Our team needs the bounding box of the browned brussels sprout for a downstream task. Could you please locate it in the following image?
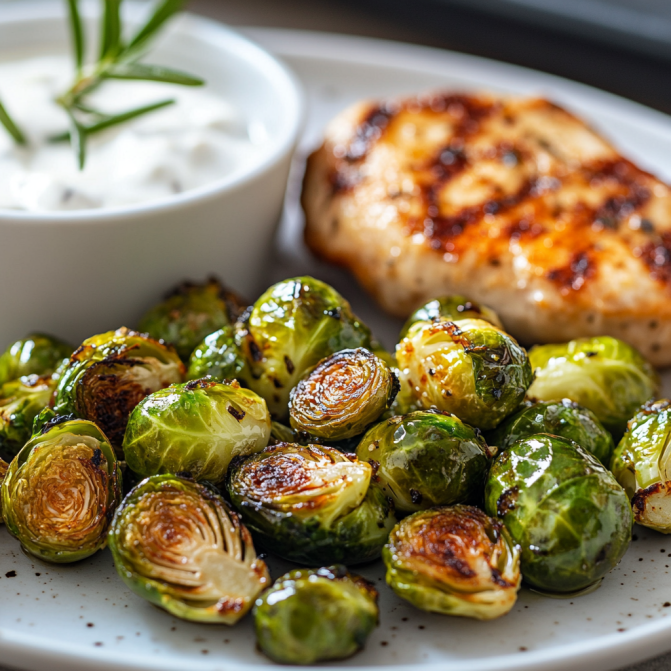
[289,348,398,441]
[1,418,121,562]
[0,333,72,386]
[109,474,269,623]
[53,328,185,452]
[383,506,521,619]
[138,277,246,361]
[0,456,7,523]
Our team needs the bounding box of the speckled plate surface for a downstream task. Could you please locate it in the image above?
[3,25,671,671]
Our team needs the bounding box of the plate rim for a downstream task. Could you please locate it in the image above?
[3,24,671,671]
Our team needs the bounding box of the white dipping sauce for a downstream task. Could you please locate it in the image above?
[0,55,269,211]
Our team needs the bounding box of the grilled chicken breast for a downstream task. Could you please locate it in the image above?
[302,92,671,367]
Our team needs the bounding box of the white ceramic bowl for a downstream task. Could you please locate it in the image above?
[0,2,303,347]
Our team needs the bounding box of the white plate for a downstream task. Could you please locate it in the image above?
[3,26,671,671]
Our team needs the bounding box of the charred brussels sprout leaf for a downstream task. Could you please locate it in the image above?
[109,474,269,623]
[0,374,57,460]
[187,326,248,382]
[356,411,491,513]
[54,327,185,451]
[0,333,72,386]
[397,318,532,430]
[611,399,671,533]
[527,336,659,438]
[228,443,396,565]
[485,434,632,594]
[123,378,271,483]
[400,296,503,340]
[289,348,398,441]
[0,456,7,523]
[138,277,246,361]
[488,399,614,465]
[254,565,378,664]
[238,277,373,419]
[1,419,121,562]
[383,505,520,619]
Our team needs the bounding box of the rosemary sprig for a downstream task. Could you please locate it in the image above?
[0,0,204,168]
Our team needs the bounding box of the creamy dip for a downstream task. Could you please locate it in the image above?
[0,55,269,212]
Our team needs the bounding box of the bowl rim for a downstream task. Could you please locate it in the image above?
[0,1,305,224]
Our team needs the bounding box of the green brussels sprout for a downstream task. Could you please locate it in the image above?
[485,434,632,594]
[0,374,57,460]
[289,348,398,441]
[0,333,72,386]
[400,296,503,340]
[396,318,532,430]
[488,399,614,465]
[109,473,270,623]
[123,378,271,483]
[187,326,248,382]
[138,277,246,361]
[1,418,121,563]
[383,505,520,619]
[254,565,378,664]
[54,327,185,451]
[0,456,7,523]
[238,277,373,420]
[356,412,492,514]
[270,420,296,445]
[527,336,659,438]
[228,443,396,565]
[611,399,671,533]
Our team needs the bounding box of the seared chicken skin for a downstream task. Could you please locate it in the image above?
[302,93,671,367]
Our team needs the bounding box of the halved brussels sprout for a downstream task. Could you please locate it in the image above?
[383,505,520,620]
[399,296,503,340]
[485,434,632,594]
[396,318,532,430]
[0,456,7,523]
[138,277,245,361]
[54,327,185,451]
[488,399,614,465]
[1,418,121,563]
[289,348,398,441]
[109,474,269,623]
[228,443,396,565]
[356,411,491,513]
[527,336,659,438]
[611,399,671,533]
[0,374,57,460]
[123,378,271,483]
[254,565,378,664]
[238,277,373,419]
[187,326,248,382]
[0,333,72,386]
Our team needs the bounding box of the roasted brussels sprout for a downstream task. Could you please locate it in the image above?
[254,565,378,664]
[124,378,271,483]
[138,277,245,361]
[396,318,532,430]
[0,333,72,386]
[54,327,185,450]
[527,336,659,438]
[289,348,398,441]
[0,374,57,460]
[1,418,121,563]
[485,434,632,594]
[383,505,520,619]
[399,296,503,340]
[488,399,614,465]
[270,420,296,445]
[238,277,373,419]
[228,443,396,565]
[611,399,671,533]
[356,412,491,514]
[0,456,7,523]
[187,326,248,382]
[109,473,269,623]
